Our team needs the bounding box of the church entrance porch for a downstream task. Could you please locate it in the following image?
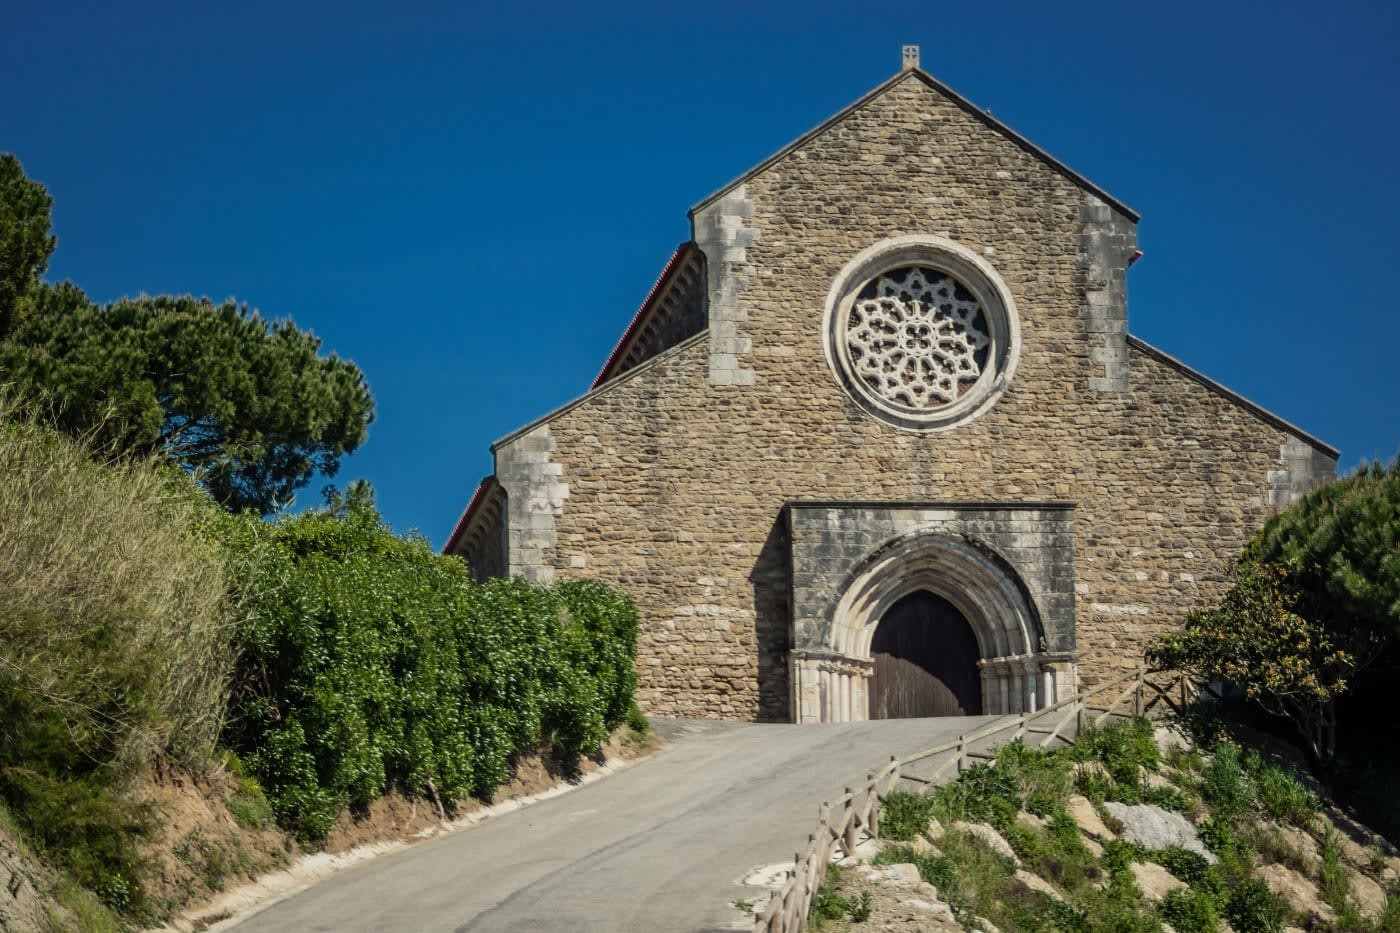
[870,590,982,718]
[784,502,1080,724]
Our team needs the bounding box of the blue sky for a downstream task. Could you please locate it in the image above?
[5,0,1397,545]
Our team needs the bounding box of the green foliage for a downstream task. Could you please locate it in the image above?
[0,400,239,914]
[879,791,938,841]
[810,883,870,925]
[1143,784,1192,812]
[1223,878,1289,933]
[1254,762,1317,825]
[1197,815,1236,857]
[1067,719,1160,804]
[1150,562,1353,762]
[1158,887,1219,933]
[0,154,55,336]
[996,741,1075,814]
[1318,828,1352,911]
[1151,847,1213,886]
[1249,458,1400,648]
[625,701,650,738]
[1153,459,1400,764]
[223,498,640,843]
[1,285,374,514]
[1072,720,1160,780]
[932,762,1022,826]
[1199,743,1257,820]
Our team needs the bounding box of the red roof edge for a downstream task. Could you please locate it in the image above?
[442,475,498,555]
[592,242,696,388]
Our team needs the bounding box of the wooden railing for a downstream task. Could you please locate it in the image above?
[752,667,1201,933]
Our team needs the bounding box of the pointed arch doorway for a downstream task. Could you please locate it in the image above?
[870,590,982,718]
[786,504,1079,725]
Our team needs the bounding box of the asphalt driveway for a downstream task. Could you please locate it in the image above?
[226,715,1000,933]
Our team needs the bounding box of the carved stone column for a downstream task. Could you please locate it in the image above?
[790,650,874,723]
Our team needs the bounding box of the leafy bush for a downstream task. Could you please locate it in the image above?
[880,791,938,841]
[1254,763,1317,825]
[1223,877,1289,933]
[1069,719,1160,790]
[222,497,640,842]
[996,741,1074,814]
[1152,847,1213,886]
[810,882,870,926]
[1200,743,1257,819]
[1159,887,1219,933]
[933,762,1021,826]
[1143,784,1192,812]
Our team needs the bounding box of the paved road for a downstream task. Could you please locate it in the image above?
[228,715,1000,933]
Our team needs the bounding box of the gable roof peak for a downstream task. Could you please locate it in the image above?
[690,62,1139,223]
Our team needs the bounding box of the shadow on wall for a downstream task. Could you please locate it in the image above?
[750,515,792,722]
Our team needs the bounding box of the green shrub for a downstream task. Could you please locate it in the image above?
[1197,816,1235,856]
[223,499,640,843]
[880,791,937,841]
[1254,763,1317,825]
[1159,887,1219,933]
[933,762,1021,825]
[1200,743,1256,819]
[1152,847,1213,886]
[1223,878,1289,933]
[1143,784,1193,812]
[996,740,1075,811]
[1318,828,1352,911]
[1072,720,1160,777]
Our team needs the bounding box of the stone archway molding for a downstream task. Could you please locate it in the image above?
[792,529,1075,723]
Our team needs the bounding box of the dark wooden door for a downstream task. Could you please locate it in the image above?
[870,590,982,718]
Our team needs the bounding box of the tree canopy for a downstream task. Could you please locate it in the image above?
[2,286,374,514]
[1247,457,1400,652]
[0,154,56,337]
[1149,457,1400,763]
[0,153,374,514]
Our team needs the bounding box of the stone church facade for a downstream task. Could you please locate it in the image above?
[446,52,1336,723]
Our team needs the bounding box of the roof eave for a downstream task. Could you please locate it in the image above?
[442,475,498,555]
[1127,335,1339,458]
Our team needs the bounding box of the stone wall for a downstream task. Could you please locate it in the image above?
[481,72,1335,720]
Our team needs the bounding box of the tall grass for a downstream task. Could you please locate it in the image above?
[0,396,237,910]
[0,398,234,766]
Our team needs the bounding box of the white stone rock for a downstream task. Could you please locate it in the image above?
[1257,863,1335,921]
[1015,869,1064,901]
[1349,869,1387,919]
[1129,861,1186,903]
[857,862,921,887]
[1103,802,1216,863]
[1154,725,1191,756]
[834,837,881,863]
[909,834,942,856]
[902,897,957,922]
[1066,795,1114,839]
[1016,811,1048,832]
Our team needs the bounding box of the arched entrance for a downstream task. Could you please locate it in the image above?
[870,590,982,718]
[790,527,1078,723]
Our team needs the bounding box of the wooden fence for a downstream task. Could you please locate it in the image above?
[752,666,1204,933]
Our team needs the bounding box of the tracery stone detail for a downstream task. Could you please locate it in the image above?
[823,235,1021,433]
[844,266,991,410]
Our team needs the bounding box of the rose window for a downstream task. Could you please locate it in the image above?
[823,236,1020,432]
[843,266,991,411]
